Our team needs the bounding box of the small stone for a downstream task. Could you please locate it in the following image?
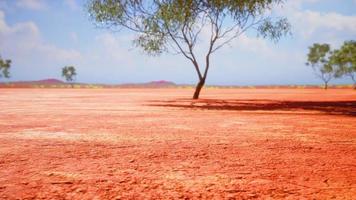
[247,193,258,198]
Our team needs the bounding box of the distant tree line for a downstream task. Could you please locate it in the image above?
[306,40,356,89]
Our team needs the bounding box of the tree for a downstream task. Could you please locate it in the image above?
[0,54,11,80]
[306,43,334,90]
[62,66,77,87]
[331,40,356,89]
[87,0,291,99]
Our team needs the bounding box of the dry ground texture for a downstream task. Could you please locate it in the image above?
[0,88,355,199]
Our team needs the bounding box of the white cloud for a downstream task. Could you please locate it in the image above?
[284,0,320,9]
[94,33,134,64]
[233,33,270,55]
[0,10,82,75]
[16,0,47,10]
[292,11,356,40]
[226,32,301,65]
[277,0,356,43]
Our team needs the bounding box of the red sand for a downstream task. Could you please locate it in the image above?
[0,88,355,199]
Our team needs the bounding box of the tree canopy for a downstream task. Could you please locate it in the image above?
[306,43,334,89]
[0,54,11,79]
[331,40,356,88]
[62,66,77,83]
[88,0,290,98]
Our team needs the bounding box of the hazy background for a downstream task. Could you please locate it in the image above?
[0,0,356,85]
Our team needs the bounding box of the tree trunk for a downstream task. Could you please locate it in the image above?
[324,82,328,90]
[351,76,356,90]
[193,79,205,99]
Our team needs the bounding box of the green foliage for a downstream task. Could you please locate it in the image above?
[88,0,290,55]
[306,43,334,89]
[0,54,11,79]
[62,66,77,83]
[306,43,331,67]
[258,18,291,43]
[330,40,356,87]
[87,0,124,26]
[87,0,290,98]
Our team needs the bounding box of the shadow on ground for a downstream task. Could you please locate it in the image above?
[146,99,356,116]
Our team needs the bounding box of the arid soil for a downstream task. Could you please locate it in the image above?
[0,88,355,199]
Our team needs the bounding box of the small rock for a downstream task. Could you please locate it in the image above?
[247,193,258,198]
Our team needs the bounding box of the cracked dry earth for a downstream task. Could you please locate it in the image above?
[0,88,355,199]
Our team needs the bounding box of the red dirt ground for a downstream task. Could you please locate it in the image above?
[0,88,355,199]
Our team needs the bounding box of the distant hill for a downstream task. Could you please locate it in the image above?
[148,80,176,86]
[120,80,176,88]
[36,79,64,84]
[21,79,65,84]
[128,80,176,88]
[0,79,66,88]
[1,78,64,85]
[0,79,177,88]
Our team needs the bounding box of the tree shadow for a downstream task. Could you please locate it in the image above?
[146,99,356,116]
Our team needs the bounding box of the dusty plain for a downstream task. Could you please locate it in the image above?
[0,88,355,199]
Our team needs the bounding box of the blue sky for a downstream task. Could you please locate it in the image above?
[0,0,355,85]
